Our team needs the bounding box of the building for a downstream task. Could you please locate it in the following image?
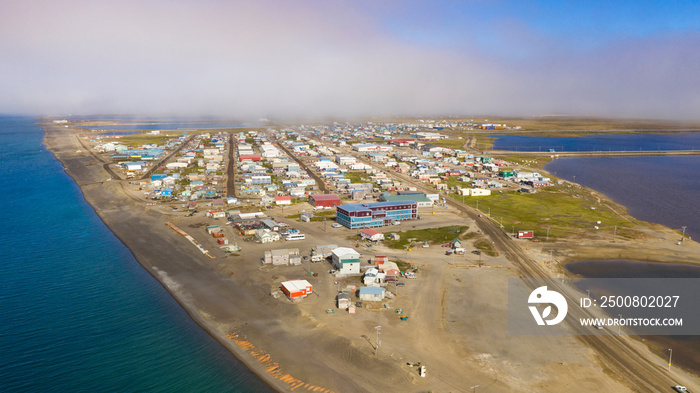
[275,196,292,205]
[363,267,386,286]
[309,194,342,208]
[331,247,361,275]
[255,228,280,243]
[518,230,534,239]
[469,188,492,196]
[264,248,301,265]
[352,143,392,152]
[376,260,400,277]
[379,192,433,208]
[249,175,272,185]
[360,228,385,242]
[281,280,313,300]
[262,219,280,231]
[337,292,352,309]
[359,286,385,301]
[239,154,262,161]
[336,201,417,229]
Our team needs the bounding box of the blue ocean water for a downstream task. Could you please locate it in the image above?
[490,133,700,152]
[0,117,272,392]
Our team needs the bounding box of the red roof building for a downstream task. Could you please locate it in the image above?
[360,228,384,242]
[309,193,342,208]
[239,154,261,161]
[389,138,415,146]
[275,196,292,205]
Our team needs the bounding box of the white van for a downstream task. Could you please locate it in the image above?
[285,233,306,241]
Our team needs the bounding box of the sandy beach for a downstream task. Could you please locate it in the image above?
[43,122,700,393]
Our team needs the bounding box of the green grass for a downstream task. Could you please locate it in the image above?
[464,117,700,131]
[499,156,553,170]
[443,176,471,189]
[450,188,639,241]
[384,225,468,249]
[314,210,337,217]
[343,171,371,183]
[473,239,498,257]
[109,132,182,147]
[429,139,467,149]
[473,135,496,150]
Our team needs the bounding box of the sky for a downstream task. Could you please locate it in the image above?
[1,0,700,120]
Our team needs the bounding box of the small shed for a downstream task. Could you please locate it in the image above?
[518,230,534,239]
[337,292,352,309]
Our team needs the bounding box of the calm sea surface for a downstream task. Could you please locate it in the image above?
[0,117,272,392]
[491,133,700,152]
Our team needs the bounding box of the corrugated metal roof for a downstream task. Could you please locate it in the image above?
[359,287,385,295]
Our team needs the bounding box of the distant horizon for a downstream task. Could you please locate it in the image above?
[29,113,700,127]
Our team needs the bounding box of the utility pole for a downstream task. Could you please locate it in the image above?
[681,226,687,243]
[471,385,479,393]
[476,199,479,211]
[668,348,672,371]
[613,225,617,243]
[546,225,550,241]
[375,326,381,356]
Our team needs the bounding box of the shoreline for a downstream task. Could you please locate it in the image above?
[42,121,700,392]
[41,124,297,393]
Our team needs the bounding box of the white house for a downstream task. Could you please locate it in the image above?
[331,247,361,275]
[256,229,280,243]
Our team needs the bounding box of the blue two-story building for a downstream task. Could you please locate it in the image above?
[336,201,417,229]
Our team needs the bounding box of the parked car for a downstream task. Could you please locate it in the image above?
[331,223,342,228]
[472,250,482,255]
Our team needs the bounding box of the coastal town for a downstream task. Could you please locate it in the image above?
[43,117,700,393]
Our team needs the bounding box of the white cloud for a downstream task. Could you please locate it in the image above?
[1,0,699,120]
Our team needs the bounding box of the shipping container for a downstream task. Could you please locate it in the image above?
[518,230,534,239]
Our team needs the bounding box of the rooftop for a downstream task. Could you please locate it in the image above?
[310,193,341,201]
